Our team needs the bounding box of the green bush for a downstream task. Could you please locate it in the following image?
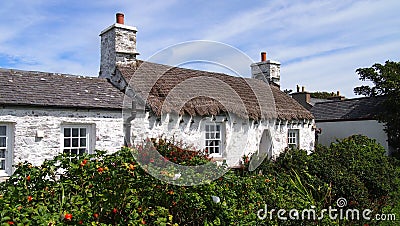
[0,135,398,225]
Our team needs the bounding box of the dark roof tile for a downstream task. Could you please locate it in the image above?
[0,68,124,109]
[311,96,386,121]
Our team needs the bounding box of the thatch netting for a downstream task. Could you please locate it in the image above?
[118,61,313,120]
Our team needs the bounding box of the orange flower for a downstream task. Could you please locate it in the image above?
[167,190,174,195]
[26,175,31,181]
[64,213,73,221]
[97,167,103,173]
[80,159,88,167]
[27,196,33,202]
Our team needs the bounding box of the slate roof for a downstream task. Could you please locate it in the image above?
[0,68,124,110]
[117,61,314,120]
[311,96,386,122]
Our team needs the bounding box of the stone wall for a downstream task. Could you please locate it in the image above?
[0,106,123,178]
[99,23,138,79]
[130,112,315,167]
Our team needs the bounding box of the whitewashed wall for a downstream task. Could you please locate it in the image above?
[131,112,315,166]
[316,120,389,151]
[0,107,123,172]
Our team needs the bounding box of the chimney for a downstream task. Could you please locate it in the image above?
[99,13,139,79]
[291,85,311,110]
[250,51,281,87]
[261,52,267,62]
[116,13,124,24]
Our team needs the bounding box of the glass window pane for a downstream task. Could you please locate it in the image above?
[79,149,86,155]
[63,149,70,154]
[205,125,209,131]
[0,137,6,147]
[0,150,5,158]
[209,147,214,154]
[216,125,220,131]
[72,128,79,137]
[210,133,215,139]
[0,160,4,170]
[80,128,86,136]
[64,139,71,147]
[64,128,71,137]
[71,149,78,155]
[206,133,209,139]
[0,126,6,136]
[215,147,220,154]
[72,138,79,147]
[80,138,86,147]
[216,132,220,139]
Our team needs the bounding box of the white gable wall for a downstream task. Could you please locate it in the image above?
[316,120,389,151]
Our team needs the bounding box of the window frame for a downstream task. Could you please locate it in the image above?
[287,129,299,149]
[204,122,224,157]
[61,124,94,157]
[0,123,14,176]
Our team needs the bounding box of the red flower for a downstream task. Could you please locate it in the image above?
[97,167,103,173]
[64,213,73,221]
[7,222,14,225]
[149,158,155,163]
[27,196,33,202]
[80,159,88,167]
[78,220,83,225]
[93,213,99,218]
[112,208,118,214]
[26,175,31,181]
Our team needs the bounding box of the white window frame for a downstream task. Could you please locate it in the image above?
[204,122,224,157]
[61,124,94,157]
[288,129,299,149]
[0,123,14,176]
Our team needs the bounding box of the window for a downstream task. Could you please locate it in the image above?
[205,123,223,156]
[0,124,13,176]
[62,125,92,156]
[288,129,299,148]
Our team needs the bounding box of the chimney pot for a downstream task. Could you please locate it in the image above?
[261,52,267,62]
[302,86,305,92]
[116,13,124,24]
[296,85,300,93]
[337,91,340,96]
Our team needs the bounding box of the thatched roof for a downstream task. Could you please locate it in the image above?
[118,61,313,120]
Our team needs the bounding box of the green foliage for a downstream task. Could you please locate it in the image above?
[0,136,399,225]
[310,91,339,99]
[354,60,400,157]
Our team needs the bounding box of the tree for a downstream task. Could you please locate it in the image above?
[354,60,400,157]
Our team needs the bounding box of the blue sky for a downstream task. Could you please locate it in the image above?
[1,0,399,97]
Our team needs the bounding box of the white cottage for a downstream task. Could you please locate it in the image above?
[0,13,315,180]
[98,13,315,166]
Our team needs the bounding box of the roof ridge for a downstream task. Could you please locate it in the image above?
[313,95,386,105]
[0,67,102,81]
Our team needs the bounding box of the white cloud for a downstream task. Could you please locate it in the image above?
[0,0,399,98]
